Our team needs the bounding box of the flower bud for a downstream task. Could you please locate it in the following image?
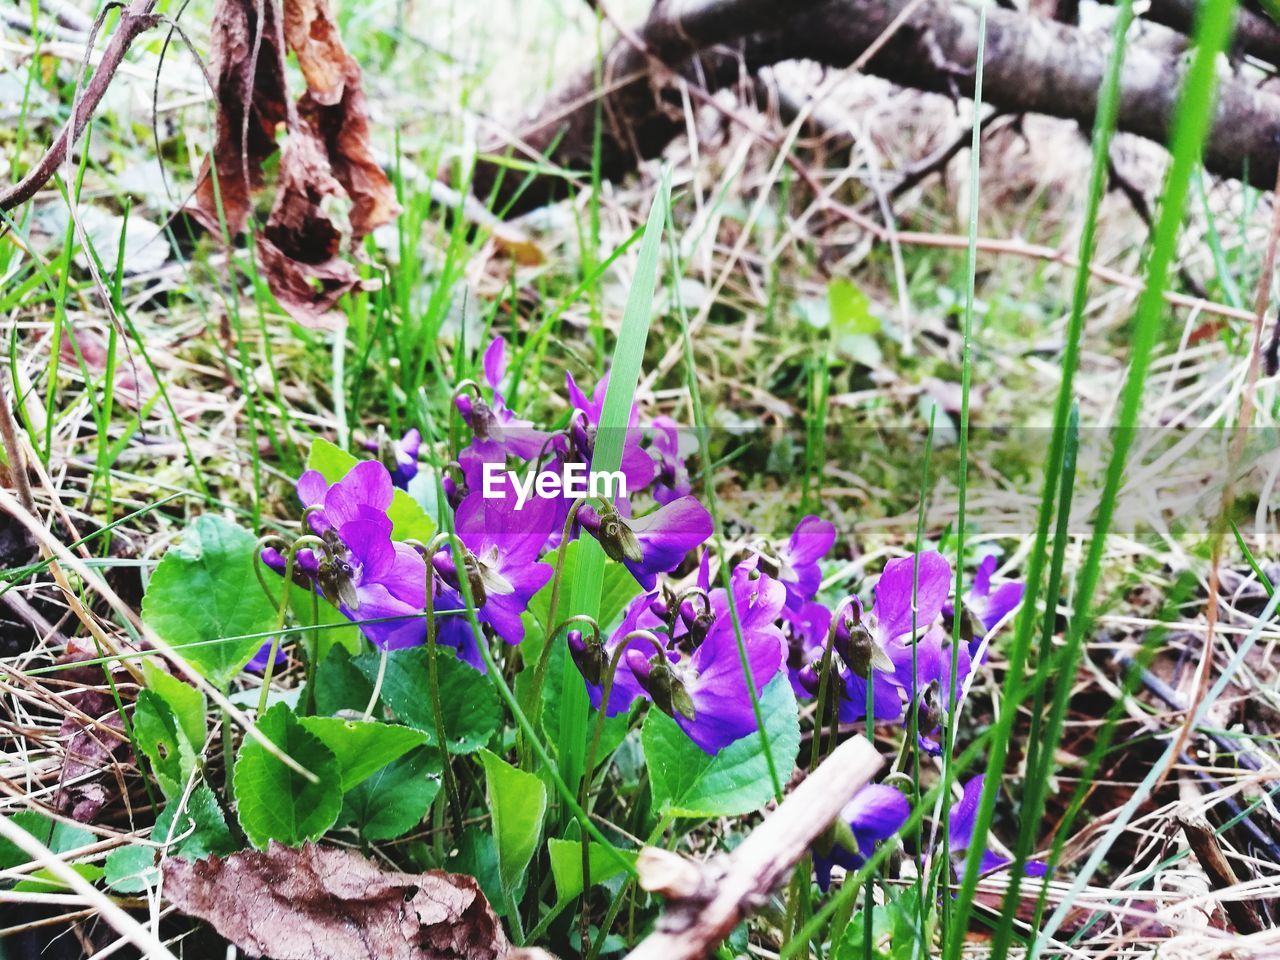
[627,649,696,721]
[567,629,607,688]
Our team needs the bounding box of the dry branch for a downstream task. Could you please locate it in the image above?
[624,734,883,960]
[473,0,1280,216]
[0,0,161,212]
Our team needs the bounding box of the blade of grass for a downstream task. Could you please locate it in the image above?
[557,169,670,803]
[939,9,986,955]
[988,3,1135,949]
[951,3,1241,956]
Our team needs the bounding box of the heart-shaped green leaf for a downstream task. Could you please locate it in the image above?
[642,674,799,818]
[233,703,343,848]
[354,648,499,755]
[339,747,442,841]
[142,514,278,687]
[296,716,427,790]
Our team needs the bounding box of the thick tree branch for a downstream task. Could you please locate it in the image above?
[623,735,883,960]
[474,0,1280,217]
[0,0,161,212]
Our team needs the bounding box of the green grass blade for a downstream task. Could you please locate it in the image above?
[557,169,670,801]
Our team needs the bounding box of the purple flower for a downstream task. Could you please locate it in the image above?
[431,487,555,648]
[566,371,655,492]
[949,776,1048,877]
[647,416,692,505]
[782,600,831,698]
[456,337,551,463]
[812,784,910,890]
[272,461,428,650]
[775,516,836,609]
[570,591,667,716]
[887,624,972,755]
[578,496,713,591]
[627,567,786,754]
[245,640,287,674]
[961,555,1025,658]
[364,428,421,490]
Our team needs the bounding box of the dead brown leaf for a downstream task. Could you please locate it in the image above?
[287,0,398,237]
[190,0,288,237]
[163,843,509,960]
[192,0,397,327]
[256,123,362,329]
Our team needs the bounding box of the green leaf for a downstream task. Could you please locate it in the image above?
[339,747,442,841]
[15,864,104,893]
[233,702,343,848]
[312,646,374,716]
[833,904,895,960]
[141,514,278,686]
[526,540,639,635]
[307,439,434,543]
[140,662,207,751]
[547,838,635,904]
[105,783,235,893]
[479,749,547,903]
[289,582,360,664]
[296,716,427,790]
[132,689,196,798]
[354,648,499,755]
[828,278,880,335]
[0,812,93,872]
[642,675,800,818]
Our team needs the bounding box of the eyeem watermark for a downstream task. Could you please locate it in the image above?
[482,462,627,510]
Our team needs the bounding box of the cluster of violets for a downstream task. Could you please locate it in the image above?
[257,335,1041,887]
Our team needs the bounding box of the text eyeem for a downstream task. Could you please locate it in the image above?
[482,461,627,510]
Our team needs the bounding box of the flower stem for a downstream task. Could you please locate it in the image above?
[524,497,586,730]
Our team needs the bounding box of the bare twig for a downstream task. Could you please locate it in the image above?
[1178,812,1266,934]
[625,735,883,960]
[0,0,161,212]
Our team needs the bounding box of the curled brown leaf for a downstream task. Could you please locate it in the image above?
[163,842,509,960]
[190,0,288,237]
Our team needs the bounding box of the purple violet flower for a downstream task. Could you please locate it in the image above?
[364,428,421,490]
[570,591,668,717]
[812,784,910,891]
[431,486,555,648]
[949,775,1048,877]
[456,337,551,463]
[961,555,1025,659]
[782,600,832,698]
[566,371,656,492]
[647,416,692,505]
[268,460,428,651]
[627,566,786,755]
[887,624,973,755]
[578,496,714,591]
[775,515,836,609]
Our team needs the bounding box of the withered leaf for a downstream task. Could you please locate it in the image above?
[163,842,509,960]
[287,0,398,237]
[54,640,136,823]
[190,0,288,238]
[256,121,362,329]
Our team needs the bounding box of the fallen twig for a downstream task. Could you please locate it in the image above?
[625,734,883,960]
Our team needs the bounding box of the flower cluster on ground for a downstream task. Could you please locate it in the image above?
[245,335,1043,891]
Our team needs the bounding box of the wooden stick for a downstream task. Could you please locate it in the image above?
[626,734,883,960]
